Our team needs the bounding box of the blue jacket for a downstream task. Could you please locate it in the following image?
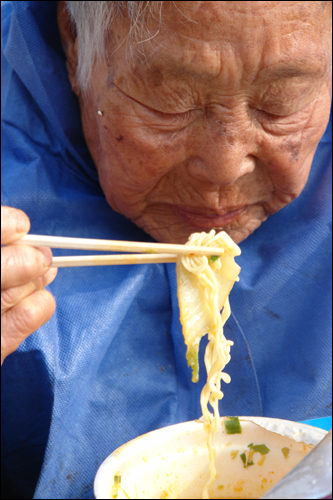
[1,2,332,498]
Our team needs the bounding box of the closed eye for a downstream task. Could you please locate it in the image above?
[258,109,293,120]
[116,85,195,118]
[139,101,199,121]
[138,101,201,130]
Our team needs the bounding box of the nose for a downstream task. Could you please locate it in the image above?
[187,117,256,185]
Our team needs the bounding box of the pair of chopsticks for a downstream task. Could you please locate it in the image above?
[13,234,223,268]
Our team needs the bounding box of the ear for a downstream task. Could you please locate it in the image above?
[57,1,80,95]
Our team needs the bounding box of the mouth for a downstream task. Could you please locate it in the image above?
[173,206,248,229]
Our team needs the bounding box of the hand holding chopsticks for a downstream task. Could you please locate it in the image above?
[13,234,224,267]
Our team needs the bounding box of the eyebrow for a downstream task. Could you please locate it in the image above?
[149,62,217,82]
[148,59,326,83]
[257,64,326,81]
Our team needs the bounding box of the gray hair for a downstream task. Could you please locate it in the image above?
[66,1,166,94]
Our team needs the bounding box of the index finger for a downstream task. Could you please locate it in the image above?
[1,206,31,245]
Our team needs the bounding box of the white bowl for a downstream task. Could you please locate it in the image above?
[94,417,327,499]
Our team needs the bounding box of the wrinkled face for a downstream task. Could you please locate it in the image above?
[60,1,332,243]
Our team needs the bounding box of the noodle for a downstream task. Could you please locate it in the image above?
[177,230,241,499]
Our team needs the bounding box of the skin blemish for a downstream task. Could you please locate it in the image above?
[116,135,124,141]
[148,66,164,88]
[282,138,301,161]
[107,73,115,87]
[215,122,227,137]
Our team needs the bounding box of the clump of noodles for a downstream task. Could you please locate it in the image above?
[177,230,241,499]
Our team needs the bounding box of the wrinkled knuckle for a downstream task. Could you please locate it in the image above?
[1,288,18,311]
[8,246,41,278]
[15,246,40,275]
[13,301,41,333]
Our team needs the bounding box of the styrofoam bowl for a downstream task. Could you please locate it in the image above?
[94,417,327,499]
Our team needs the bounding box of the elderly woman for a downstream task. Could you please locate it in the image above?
[1,1,332,498]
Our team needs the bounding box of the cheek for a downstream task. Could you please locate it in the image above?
[260,94,331,195]
[97,107,187,188]
[262,137,312,199]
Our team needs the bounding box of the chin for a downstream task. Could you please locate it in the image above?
[225,218,267,244]
[221,205,269,244]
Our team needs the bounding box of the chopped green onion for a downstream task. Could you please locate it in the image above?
[209,255,220,263]
[111,473,121,498]
[186,346,199,383]
[224,416,242,434]
[248,444,270,455]
[281,447,290,459]
[240,451,254,468]
[218,485,224,490]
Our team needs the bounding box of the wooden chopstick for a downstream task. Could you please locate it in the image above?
[14,234,224,257]
[51,254,178,267]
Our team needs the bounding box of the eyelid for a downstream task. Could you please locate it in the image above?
[259,110,292,119]
[144,104,197,118]
[256,92,315,118]
[118,86,195,118]
[258,104,311,120]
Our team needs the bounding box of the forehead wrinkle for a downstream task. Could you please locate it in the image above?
[145,38,223,83]
[161,3,329,64]
[246,15,331,85]
[114,2,331,102]
[140,28,328,91]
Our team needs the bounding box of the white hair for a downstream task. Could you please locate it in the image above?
[66,1,166,94]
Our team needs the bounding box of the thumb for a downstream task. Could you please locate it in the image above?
[1,206,31,245]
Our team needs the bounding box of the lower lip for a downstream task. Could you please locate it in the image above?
[174,206,247,229]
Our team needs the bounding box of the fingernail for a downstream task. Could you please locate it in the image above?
[12,210,30,233]
[38,247,53,267]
